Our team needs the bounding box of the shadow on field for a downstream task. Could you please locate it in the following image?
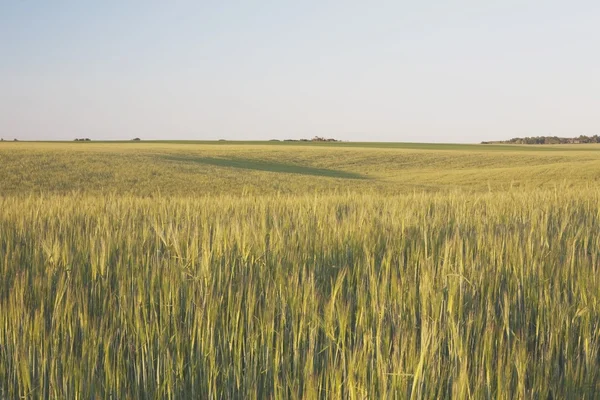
[161,155,367,180]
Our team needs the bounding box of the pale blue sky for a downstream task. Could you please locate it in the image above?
[1,1,599,142]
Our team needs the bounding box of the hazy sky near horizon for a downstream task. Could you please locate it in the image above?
[1,1,599,142]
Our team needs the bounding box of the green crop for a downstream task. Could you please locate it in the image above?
[1,142,599,398]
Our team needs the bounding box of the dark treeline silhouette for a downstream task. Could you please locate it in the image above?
[483,135,600,145]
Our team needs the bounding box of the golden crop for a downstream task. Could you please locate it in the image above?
[1,142,599,398]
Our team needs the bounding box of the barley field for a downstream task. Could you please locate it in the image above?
[1,142,600,398]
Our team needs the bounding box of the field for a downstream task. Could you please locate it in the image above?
[1,141,600,398]
[2,141,600,196]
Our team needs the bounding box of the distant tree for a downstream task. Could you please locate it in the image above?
[85,138,91,141]
[132,138,141,141]
[13,139,18,142]
[578,135,591,143]
[545,136,560,144]
[490,135,600,145]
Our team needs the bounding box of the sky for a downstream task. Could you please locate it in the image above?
[1,1,599,143]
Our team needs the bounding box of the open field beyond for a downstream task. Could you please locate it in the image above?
[1,142,600,398]
[2,141,600,196]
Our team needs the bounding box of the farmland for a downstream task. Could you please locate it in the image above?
[1,141,600,196]
[1,141,600,398]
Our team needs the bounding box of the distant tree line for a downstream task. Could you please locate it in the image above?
[74,138,91,141]
[310,136,338,142]
[482,135,600,145]
[279,136,339,142]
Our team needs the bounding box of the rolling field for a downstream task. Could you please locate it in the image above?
[2,141,600,196]
[1,141,600,398]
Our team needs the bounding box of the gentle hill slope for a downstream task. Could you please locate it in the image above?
[1,141,599,196]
